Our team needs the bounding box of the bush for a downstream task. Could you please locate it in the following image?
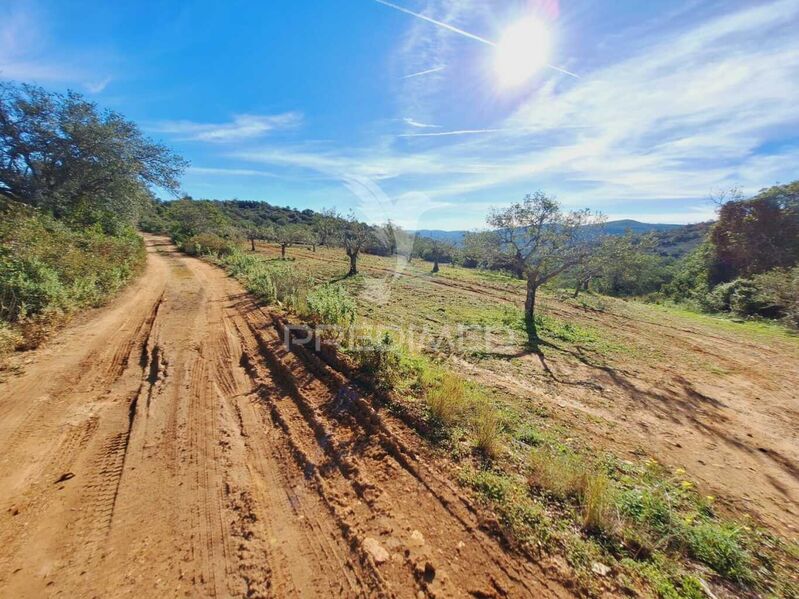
[684,522,751,582]
[0,202,145,348]
[582,472,616,534]
[702,280,738,312]
[728,279,763,316]
[219,251,311,310]
[0,322,23,358]
[752,267,799,327]
[528,447,591,499]
[182,233,237,257]
[306,284,356,329]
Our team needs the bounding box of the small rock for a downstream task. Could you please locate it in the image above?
[591,561,611,577]
[409,530,425,547]
[363,537,389,564]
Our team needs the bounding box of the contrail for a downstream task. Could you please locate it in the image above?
[399,128,505,137]
[403,65,447,78]
[373,0,495,46]
[373,0,579,78]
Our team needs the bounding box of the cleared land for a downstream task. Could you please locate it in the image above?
[254,242,799,538]
[0,237,573,598]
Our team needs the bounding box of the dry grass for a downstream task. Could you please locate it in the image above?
[426,372,468,427]
[528,447,616,533]
[472,403,503,459]
[582,471,616,534]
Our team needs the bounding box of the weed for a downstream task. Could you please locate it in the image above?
[471,403,503,459]
[684,521,751,583]
[582,472,616,534]
[425,371,467,427]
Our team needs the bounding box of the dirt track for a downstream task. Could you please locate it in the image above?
[0,237,571,598]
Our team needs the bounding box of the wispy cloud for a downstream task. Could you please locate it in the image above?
[188,166,281,178]
[403,117,441,129]
[0,4,112,89]
[85,77,111,94]
[152,112,303,142]
[402,65,446,79]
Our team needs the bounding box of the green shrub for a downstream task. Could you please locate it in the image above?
[702,280,738,312]
[0,203,145,348]
[472,403,503,458]
[582,472,616,534]
[219,251,310,310]
[684,522,751,582]
[528,447,592,499]
[182,233,237,257]
[728,279,763,316]
[306,284,356,329]
[752,267,799,327]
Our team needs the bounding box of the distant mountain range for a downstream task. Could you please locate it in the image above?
[414,219,713,260]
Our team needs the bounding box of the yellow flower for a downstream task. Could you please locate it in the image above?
[675,467,686,476]
[706,495,715,502]
[681,480,693,489]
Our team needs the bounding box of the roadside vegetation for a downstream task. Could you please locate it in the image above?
[0,83,185,364]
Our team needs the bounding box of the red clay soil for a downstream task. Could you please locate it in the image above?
[0,236,573,598]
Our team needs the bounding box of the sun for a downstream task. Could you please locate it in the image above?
[494,16,552,89]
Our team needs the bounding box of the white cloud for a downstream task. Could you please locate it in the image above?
[403,117,441,129]
[152,112,303,142]
[187,166,281,178]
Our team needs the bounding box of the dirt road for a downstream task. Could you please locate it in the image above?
[0,237,571,598]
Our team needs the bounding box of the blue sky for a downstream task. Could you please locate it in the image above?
[2,0,798,230]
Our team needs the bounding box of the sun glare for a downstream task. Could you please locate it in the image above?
[494,16,552,89]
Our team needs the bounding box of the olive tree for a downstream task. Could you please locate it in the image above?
[274,224,312,259]
[312,207,341,248]
[487,192,605,342]
[244,224,274,252]
[342,213,372,276]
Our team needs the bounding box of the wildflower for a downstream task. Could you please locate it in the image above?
[681,480,693,489]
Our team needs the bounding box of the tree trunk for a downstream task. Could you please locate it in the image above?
[524,279,539,343]
[432,257,439,273]
[312,244,316,253]
[348,253,358,276]
[281,243,287,259]
[251,238,256,252]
